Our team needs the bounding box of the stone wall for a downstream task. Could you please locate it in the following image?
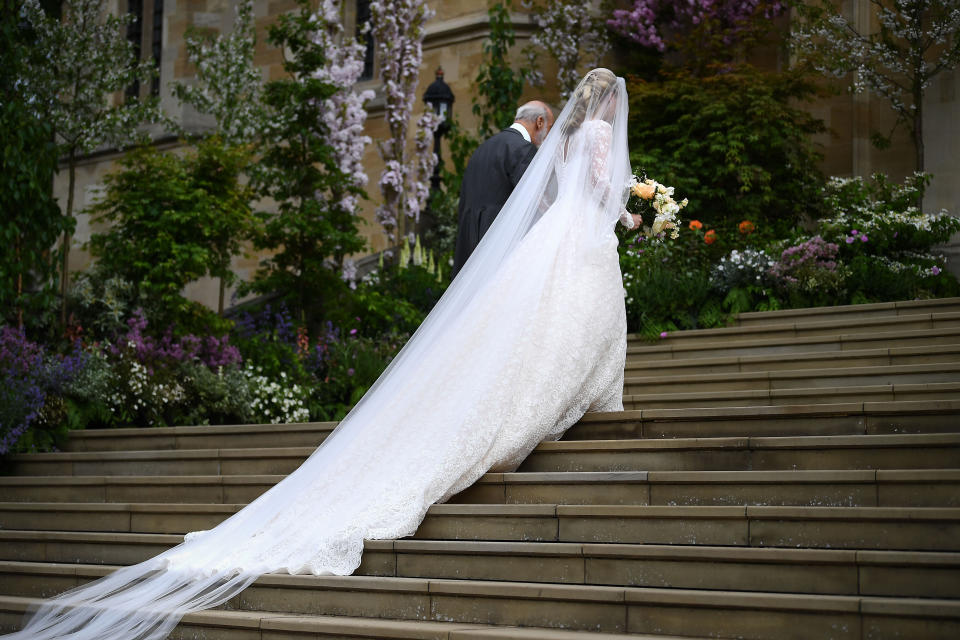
[54,0,960,311]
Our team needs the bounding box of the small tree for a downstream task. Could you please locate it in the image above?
[247,0,367,325]
[791,0,960,173]
[172,0,264,313]
[172,0,265,146]
[368,0,439,244]
[87,141,254,330]
[524,0,610,99]
[0,0,74,331]
[22,0,163,326]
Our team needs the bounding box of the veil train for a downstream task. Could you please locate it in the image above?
[5,68,632,640]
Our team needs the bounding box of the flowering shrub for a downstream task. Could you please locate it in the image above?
[711,248,775,291]
[818,173,960,257]
[0,327,85,454]
[244,367,310,424]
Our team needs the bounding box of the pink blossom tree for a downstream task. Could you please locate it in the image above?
[368,0,440,245]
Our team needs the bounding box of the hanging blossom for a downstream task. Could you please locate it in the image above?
[368,0,438,242]
[523,0,610,99]
[173,0,265,145]
[608,0,786,52]
[309,0,375,214]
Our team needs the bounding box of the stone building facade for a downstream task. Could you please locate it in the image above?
[55,0,960,312]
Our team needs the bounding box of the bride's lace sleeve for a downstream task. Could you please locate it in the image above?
[584,120,634,229]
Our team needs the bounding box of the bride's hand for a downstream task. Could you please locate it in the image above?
[631,213,643,228]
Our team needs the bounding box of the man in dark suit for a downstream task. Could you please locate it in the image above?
[452,101,554,276]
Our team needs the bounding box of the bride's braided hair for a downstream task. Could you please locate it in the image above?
[560,68,618,139]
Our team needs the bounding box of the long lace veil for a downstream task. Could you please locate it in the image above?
[6,68,631,640]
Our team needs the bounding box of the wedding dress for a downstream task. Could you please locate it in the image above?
[7,68,634,640]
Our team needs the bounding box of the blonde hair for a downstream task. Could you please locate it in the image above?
[561,69,618,138]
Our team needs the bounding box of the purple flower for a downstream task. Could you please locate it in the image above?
[349,328,358,336]
[931,266,942,276]
[660,331,668,338]
[845,236,855,244]
[850,230,858,235]
[860,235,868,242]
[347,368,355,376]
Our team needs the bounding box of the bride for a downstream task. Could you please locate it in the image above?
[8,68,638,640]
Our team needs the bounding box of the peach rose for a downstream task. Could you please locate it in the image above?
[632,182,656,200]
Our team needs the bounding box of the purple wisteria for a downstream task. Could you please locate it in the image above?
[310,0,375,215]
[608,0,786,52]
[368,0,437,243]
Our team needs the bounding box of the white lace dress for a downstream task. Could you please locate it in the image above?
[167,119,630,578]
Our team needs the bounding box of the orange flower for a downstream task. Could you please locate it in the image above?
[704,229,718,245]
[738,220,756,234]
[688,219,703,230]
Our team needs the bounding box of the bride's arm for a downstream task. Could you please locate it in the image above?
[587,121,636,230]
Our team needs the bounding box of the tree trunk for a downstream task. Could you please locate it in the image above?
[15,240,23,330]
[218,277,226,315]
[60,153,77,328]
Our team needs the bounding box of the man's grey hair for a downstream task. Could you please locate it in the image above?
[514,103,550,124]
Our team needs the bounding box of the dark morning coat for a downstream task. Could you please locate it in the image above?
[452,127,537,277]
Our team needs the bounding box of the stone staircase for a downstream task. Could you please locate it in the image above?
[2,298,960,639]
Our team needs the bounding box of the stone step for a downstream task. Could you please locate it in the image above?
[3,537,958,599]
[10,433,959,477]
[43,401,960,455]
[573,401,960,439]
[624,362,960,395]
[60,421,338,453]
[524,433,960,472]
[622,381,960,410]
[627,311,960,349]
[3,469,956,508]
[734,297,960,328]
[0,594,702,640]
[625,326,960,361]
[1,568,957,639]
[3,502,958,551]
[624,344,960,377]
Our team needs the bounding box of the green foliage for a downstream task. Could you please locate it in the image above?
[626,67,826,233]
[619,235,722,338]
[246,0,366,326]
[0,6,73,332]
[474,1,529,139]
[87,140,253,330]
[307,335,396,421]
[69,266,140,341]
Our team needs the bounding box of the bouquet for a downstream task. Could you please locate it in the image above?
[625,173,688,240]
